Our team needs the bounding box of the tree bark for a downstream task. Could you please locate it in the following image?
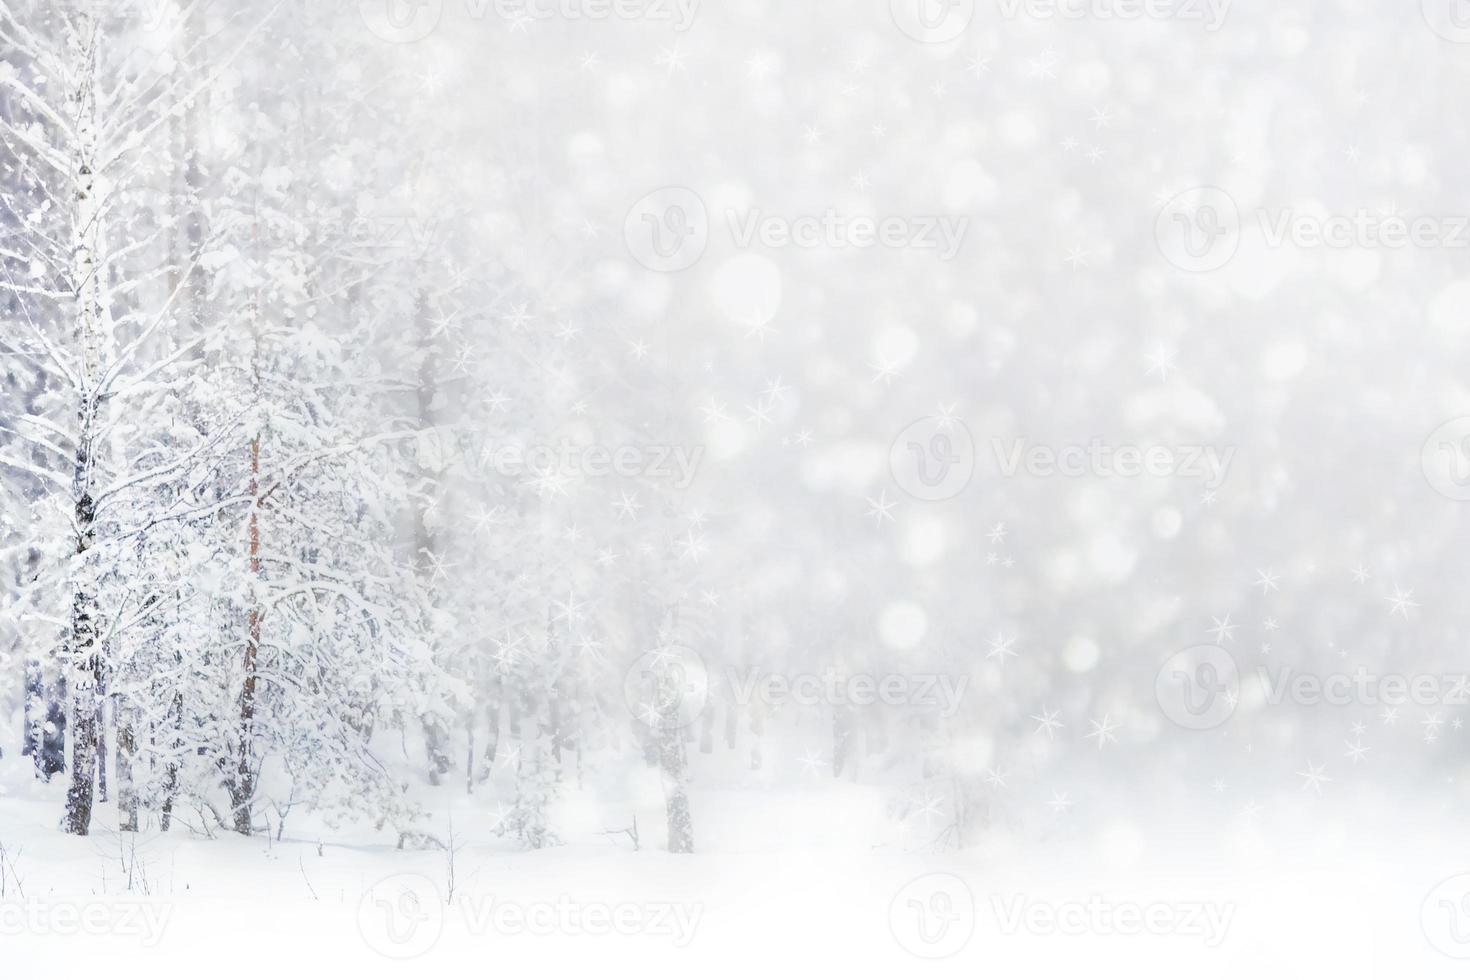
[412,290,453,785]
[95,674,107,803]
[158,685,183,831]
[42,670,67,780]
[230,434,262,836]
[158,9,207,830]
[25,646,66,779]
[657,714,694,854]
[62,485,101,835]
[62,28,104,835]
[655,610,693,854]
[116,694,139,832]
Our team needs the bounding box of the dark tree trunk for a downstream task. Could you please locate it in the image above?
[158,687,183,831]
[655,635,694,854]
[658,722,694,854]
[25,652,66,779]
[63,673,98,836]
[22,656,39,763]
[699,700,714,754]
[833,704,855,779]
[62,489,100,836]
[412,291,452,786]
[95,685,107,804]
[230,435,262,836]
[158,14,204,833]
[481,684,501,776]
[42,680,67,778]
[465,720,475,795]
[116,694,139,832]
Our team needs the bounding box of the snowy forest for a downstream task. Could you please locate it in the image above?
[3,1,1470,976]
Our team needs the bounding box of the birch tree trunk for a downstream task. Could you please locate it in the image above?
[412,290,452,784]
[62,20,105,836]
[115,693,139,832]
[95,670,107,803]
[227,274,265,836]
[655,609,693,854]
[658,691,694,854]
[158,9,208,830]
[230,431,262,835]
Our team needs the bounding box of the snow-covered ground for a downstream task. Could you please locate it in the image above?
[4,772,1469,978]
